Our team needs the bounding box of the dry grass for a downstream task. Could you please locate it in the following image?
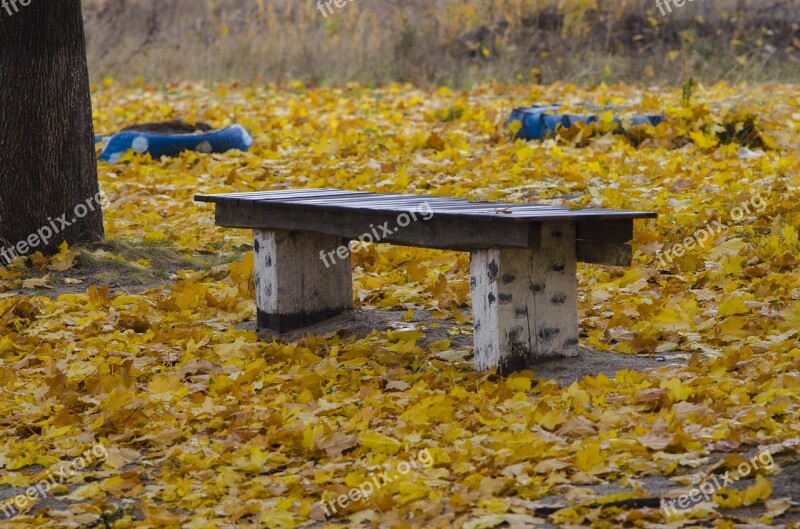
[82,0,800,86]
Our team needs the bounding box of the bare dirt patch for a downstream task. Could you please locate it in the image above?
[1,240,244,299]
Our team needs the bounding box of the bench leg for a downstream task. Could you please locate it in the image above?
[470,222,580,375]
[253,229,353,333]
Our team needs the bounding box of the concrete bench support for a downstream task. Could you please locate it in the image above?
[254,229,353,333]
[470,222,579,375]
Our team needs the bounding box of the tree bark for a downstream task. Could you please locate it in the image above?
[0,0,103,262]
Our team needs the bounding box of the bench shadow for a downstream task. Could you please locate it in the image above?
[235,308,686,386]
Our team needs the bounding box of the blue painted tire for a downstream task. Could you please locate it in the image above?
[97,124,253,163]
[508,105,664,141]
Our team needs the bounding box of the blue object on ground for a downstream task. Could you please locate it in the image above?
[508,105,665,141]
[96,124,253,163]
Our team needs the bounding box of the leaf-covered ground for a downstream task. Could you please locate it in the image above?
[1,81,800,528]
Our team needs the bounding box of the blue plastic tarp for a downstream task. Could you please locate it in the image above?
[508,105,665,141]
[96,124,253,163]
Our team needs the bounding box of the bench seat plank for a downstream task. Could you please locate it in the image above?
[197,189,655,220]
[214,201,542,251]
[210,201,651,221]
[197,190,654,254]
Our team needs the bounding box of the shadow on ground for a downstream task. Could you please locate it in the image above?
[237,307,687,386]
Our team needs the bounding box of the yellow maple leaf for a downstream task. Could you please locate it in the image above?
[719,296,749,316]
[690,130,719,149]
[358,431,402,455]
[660,377,692,401]
[742,474,773,505]
[574,442,605,473]
[147,374,187,401]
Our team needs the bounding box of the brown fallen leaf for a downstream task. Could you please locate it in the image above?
[425,132,445,151]
[765,498,794,517]
[557,416,597,436]
[386,379,411,391]
[637,433,674,451]
[142,504,183,525]
[22,274,51,289]
[317,430,358,457]
[47,250,79,271]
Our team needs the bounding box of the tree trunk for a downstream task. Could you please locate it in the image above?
[0,0,103,263]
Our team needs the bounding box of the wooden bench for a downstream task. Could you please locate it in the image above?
[195,189,656,375]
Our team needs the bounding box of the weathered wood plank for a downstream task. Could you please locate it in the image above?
[218,202,542,251]
[196,191,657,225]
[254,229,353,333]
[283,196,441,207]
[202,190,352,203]
[576,219,634,243]
[576,240,632,266]
[471,222,580,375]
[252,192,374,203]
[210,188,348,199]
[211,199,651,224]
